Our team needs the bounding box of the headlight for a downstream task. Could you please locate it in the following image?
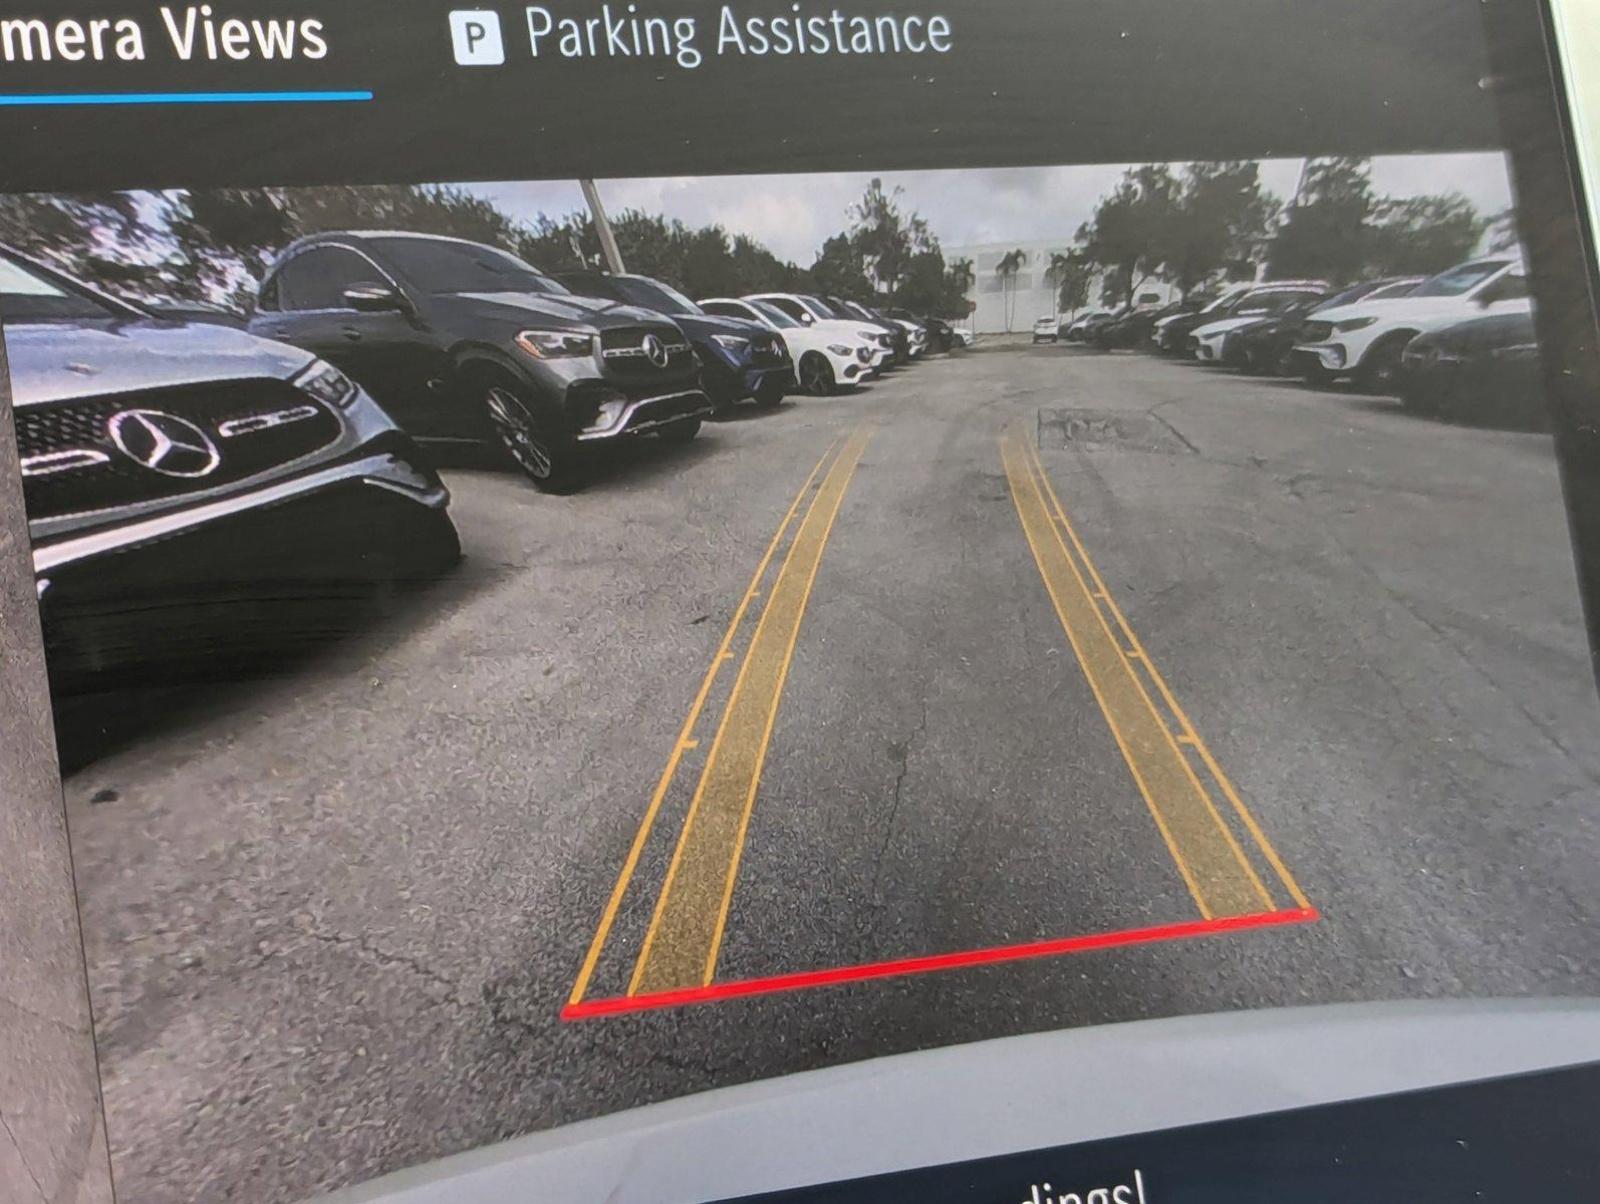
[827,344,853,356]
[1334,317,1378,333]
[294,359,358,408]
[712,333,750,353]
[857,330,878,341]
[515,329,594,358]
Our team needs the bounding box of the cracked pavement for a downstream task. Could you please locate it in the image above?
[51,344,1600,1203]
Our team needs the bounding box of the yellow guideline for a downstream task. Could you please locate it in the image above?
[630,427,873,994]
[1002,432,1283,919]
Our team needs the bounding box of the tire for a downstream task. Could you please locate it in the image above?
[483,382,586,494]
[754,378,785,409]
[1301,360,1338,387]
[1354,333,1414,395]
[1399,386,1439,418]
[658,418,701,444]
[798,352,837,396]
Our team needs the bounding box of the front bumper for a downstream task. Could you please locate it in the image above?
[575,389,715,441]
[1292,342,1349,372]
[35,451,460,685]
[828,347,869,382]
[33,451,449,579]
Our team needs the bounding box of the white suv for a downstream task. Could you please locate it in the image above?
[1293,257,1529,390]
[746,292,896,366]
[701,297,874,394]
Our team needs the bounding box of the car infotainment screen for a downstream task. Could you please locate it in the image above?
[1,2,1599,1202]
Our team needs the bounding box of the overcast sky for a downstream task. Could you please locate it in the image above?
[465,153,1515,266]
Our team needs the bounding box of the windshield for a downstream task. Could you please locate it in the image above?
[1235,290,1323,314]
[613,275,703,316]
[751,299,800,328]
[1366,279,1422,300]
[368,237,569,295]
[804,295,852,320]
[0,255,126,321]
[1408,260,1511,297]
[1203,290,1248,313]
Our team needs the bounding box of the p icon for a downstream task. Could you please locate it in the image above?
[449,9,505,66]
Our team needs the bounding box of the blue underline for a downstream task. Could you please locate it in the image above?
[0,90,374,107]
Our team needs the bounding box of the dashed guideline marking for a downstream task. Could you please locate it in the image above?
[1001,432,1309,918]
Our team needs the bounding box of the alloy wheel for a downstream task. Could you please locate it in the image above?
[485,386,553,479]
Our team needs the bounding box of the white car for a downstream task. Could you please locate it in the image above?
[952,327,977,348]
[1189,285,1329,364]
[746,292,897,365]
[1293,257,1529,390]
[1065,310,1115,341]
[701,297,874,394]
[830,296,926,359]
[1032,316,1059,344]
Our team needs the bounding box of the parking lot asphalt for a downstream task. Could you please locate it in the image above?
[59,343,1600,1203]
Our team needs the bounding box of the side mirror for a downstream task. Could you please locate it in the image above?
[799,312,815,325]
[344,283,408,313]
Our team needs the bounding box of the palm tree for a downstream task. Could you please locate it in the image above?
[946,256,975,333]
[995,248,1027,333]
[948,256,976,295]
[1045,249,1091,319]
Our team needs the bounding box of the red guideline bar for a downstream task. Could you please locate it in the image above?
[562,907,1320,1021]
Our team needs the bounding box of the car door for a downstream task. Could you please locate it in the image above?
[254,245,447,435]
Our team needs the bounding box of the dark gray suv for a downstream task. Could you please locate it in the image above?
[1,245,459,687]
[250,232,714,493]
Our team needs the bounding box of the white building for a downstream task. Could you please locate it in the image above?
[947,239,1181,334]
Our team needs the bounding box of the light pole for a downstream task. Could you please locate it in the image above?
[580,178,625,276]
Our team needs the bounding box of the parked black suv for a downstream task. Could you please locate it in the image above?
[558,271,792,414]
[3,246,459,686]
[250,233,712,493]
[917,315,958,352]
[825,295,909,363]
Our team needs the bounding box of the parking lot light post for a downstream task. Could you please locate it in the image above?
[581,178,627,276]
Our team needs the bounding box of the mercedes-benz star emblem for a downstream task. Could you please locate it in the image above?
[641,334,670,369]
[107,410,221,478]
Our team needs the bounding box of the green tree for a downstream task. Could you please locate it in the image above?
[810,231,874,300]
[0,192,165,295]
[1162,161,1279,296]
[1267,157,1375,283]
[1077,164,1182,306]
[848,178,938,298]
[1365,194,1488,276]
[1047,248,1094,316]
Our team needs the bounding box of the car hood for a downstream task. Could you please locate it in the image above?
[1311,295,1531,328]
[811,319,878,342]
[670,312,768,341]
[446,291,668,328]
[5,318,314,408]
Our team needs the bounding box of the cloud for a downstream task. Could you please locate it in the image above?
[467,153,1515,267]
